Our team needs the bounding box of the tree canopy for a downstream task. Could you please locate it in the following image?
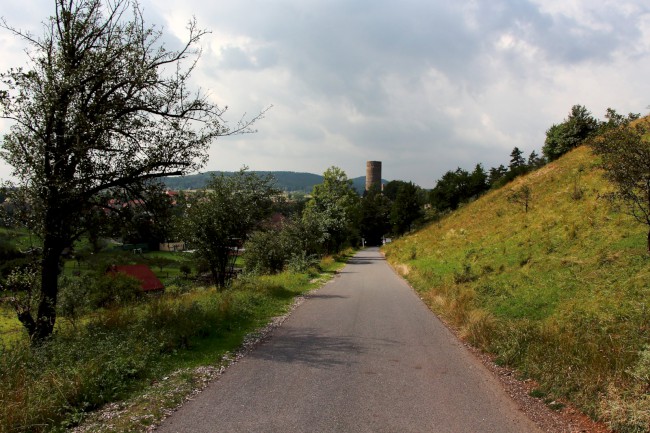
[542,105,599,161]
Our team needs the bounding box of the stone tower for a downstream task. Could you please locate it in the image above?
[365,161,382,191]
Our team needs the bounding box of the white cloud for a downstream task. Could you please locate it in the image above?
[1,0,650,187]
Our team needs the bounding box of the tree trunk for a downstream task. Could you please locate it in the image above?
[32,233,64,343]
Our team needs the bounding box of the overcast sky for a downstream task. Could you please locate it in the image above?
[1,0,650,187]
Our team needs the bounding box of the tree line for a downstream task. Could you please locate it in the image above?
[427,104,641,215]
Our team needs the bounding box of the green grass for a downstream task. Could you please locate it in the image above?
[384,146,650,432]
[0,227,40,251]
[0,252,350,433]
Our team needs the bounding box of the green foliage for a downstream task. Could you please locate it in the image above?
[0,0,250,341]
[303,166,360,253]
[243,229,292,274]
[543,105,599,161]
[179,169,279,286]
[359,187,391,245]
[0,254,346,433]
[507,184,533,213]
[58,272,142,317]
[179,264,191,278]
[244,217,322,274]
[429,165,490,212]
[390,181,423,236]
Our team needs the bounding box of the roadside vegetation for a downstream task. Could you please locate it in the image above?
[383,144,650,432]
[0,250,351,433]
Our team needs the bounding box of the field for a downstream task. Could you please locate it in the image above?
[384,146,650,432]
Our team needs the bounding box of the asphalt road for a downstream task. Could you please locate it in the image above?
[156,247,542,433]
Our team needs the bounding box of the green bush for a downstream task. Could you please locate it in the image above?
[244,218,323,275]
[244,229,290,274]
[287,251,320,274]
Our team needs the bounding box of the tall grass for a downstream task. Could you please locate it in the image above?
[384,146,650,432]
[0,254,348,433]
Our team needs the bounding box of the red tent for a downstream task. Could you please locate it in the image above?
[112,264,164,293]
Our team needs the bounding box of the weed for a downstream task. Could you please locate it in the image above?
[460,309,496,350]
[529,388,546,399]
[453,263,477,284]
[409,245,417,260]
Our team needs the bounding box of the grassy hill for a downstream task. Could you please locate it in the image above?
[383,145,650,432]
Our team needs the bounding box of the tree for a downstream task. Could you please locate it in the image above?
[180,169,279,286]
[390,182,423,236]
[543,105,598,161]
[429,168,471,212]
[509,147,526,171]
[488,164,508,188]
[507,184,533,213]
[0,0,263,341]
[599,108,640,133]
[359,186,391,246]
[591,120,650,252]
[527,150,545,169]
[468,164,489,198]
[303,167,360,253]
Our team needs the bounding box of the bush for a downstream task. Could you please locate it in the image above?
[179,264,191,278]
[244,218,322,275]
[58,272,142,317]
[287,251,320,274]
[244,229,290,274]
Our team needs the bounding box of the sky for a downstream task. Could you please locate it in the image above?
[1,0,650,188]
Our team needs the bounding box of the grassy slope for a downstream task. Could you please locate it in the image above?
[383,146,650,432]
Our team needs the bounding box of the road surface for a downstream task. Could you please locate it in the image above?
[156,247,542,433]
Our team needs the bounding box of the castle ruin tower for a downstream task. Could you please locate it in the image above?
[365,161,382,191]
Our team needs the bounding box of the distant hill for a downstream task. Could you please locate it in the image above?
[163,171,389,195]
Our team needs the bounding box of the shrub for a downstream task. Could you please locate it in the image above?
[244,229,290,274]
[244,218,323,276]
[96,272,143,307]
[179,264,191,278]
[287,251,320,274]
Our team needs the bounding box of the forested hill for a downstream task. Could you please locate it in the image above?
[163,171,388,194]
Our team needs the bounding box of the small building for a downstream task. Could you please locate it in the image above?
[111,264,164,293]
[159,242,185,252]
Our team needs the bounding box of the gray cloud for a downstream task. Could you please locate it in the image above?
[2,0,650,187]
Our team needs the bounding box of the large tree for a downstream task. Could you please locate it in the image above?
[0,0,261,341]
[591,120,650,252]
[180,170,279,287]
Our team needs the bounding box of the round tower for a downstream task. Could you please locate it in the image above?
[365,161,382,191]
